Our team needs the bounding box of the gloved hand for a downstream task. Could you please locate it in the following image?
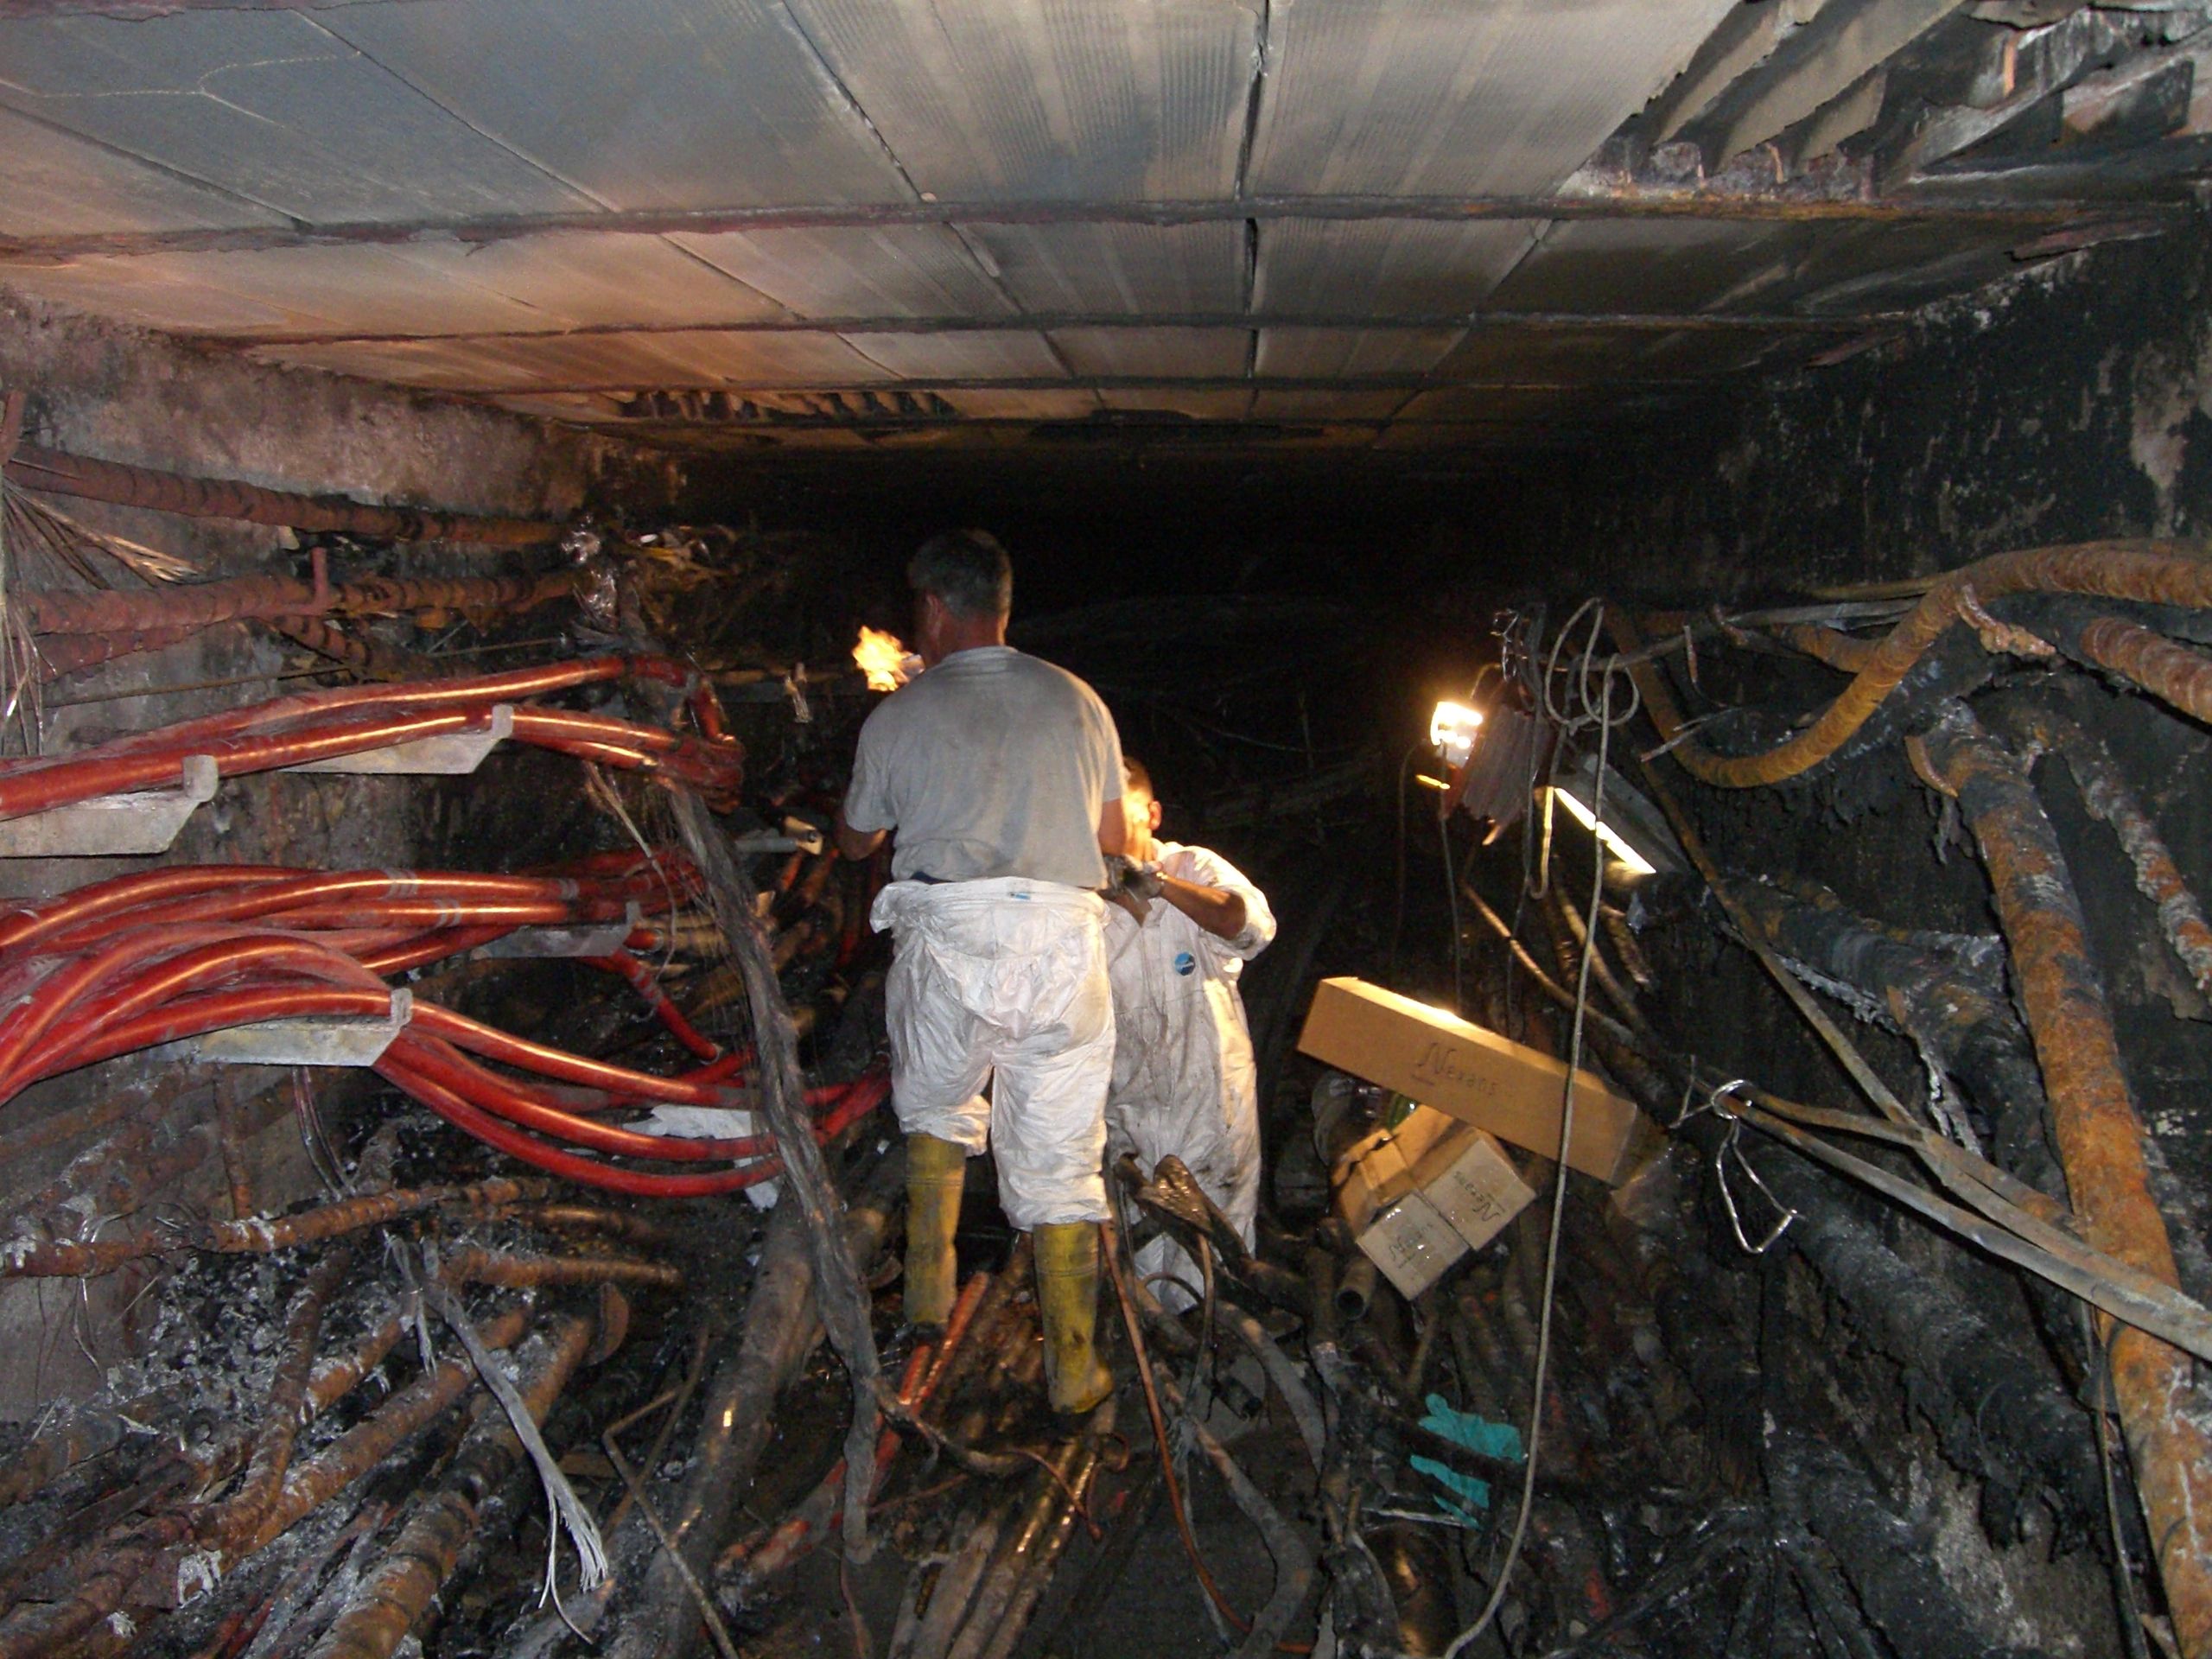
[1103,855,1165,920]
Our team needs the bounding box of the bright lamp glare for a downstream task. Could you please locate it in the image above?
[1429,700,1484,768]
[1552,785,1659,878]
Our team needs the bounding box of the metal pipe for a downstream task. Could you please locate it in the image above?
[2080,616,2212,723]
[247,1305,535,1554]
[213,1248,356,1550]
[1622,542,2212,787]
[435,1248,684,1293]
[1910,702,2212,1657]
[4,443,557,547]
[302,1314,598,1659]
[2004,706,2212,1001]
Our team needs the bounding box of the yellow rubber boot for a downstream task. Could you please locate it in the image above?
[905,1134,966,1327]
[1035,1222,1116,1415]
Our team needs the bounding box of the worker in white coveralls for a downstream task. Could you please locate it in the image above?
[1103,759,1275,1311]
[834,530,1128,1414]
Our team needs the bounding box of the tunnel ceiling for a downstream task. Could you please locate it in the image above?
[0,0,2207,461]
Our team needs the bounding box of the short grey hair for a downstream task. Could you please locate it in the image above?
[908,529,1013,619]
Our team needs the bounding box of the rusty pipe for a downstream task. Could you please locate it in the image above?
[4,443,558,546]
[2,1179,560,1278]
[212,1249,355,1551]
[2003,705,2212,1004]
[1626,540,2212,787]
[1911,702,2212,1657]
[301,1314,597,1659]
[209,1179,555,1253]
[245,1304,534,1555]
[2079,616,2212,725]
[435,1248,683,1293]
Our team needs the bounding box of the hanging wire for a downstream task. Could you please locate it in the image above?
[1443,607,1636,1659]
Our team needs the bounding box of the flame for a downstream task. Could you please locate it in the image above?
[854,626,914,692]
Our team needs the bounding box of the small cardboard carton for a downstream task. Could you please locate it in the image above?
[1334,1107,1537,1299]
[1300,977,1650,1185]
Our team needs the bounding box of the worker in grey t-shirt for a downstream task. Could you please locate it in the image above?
[835,530,1127,1414]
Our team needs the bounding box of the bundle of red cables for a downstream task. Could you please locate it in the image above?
[0,654,746,821]
[0,852,887,1197]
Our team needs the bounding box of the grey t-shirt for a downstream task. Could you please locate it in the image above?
[842,645,1124,888]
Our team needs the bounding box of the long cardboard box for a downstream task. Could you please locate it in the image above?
[1300,977,1649,1185]
[1334,1107,1536,1298]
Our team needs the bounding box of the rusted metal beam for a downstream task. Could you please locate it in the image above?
[0,192,2131,265]
[1912,702,2212,1659]
[3,444,558,546]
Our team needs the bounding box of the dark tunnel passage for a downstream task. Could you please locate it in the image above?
[6,7,2212,1656]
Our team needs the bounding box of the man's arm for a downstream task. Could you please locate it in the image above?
[1096,795,1128,858]
[1159,873,1245,940]
[835,807,887,863]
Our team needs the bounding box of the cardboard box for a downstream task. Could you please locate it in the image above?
[1300,977,1649,1185]
[1334,1107,1536,1298]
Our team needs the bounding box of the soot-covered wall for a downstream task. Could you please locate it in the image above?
[1489,202,2212,601]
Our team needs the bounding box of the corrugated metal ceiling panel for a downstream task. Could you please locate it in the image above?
[961,222,1246,315]
[5,258,323,335]
[838,331,1066,380]
[669,226,1012,320]
[0,10,593,222]
[0,105,288,238]
[319,0,912,210]
[1248,0,1732,196]
[781,0,1255,199]
[1486,219,1808,315]
[1255,326,1465,378]
[1050,327,1249,378]
[413,234,789,327]
[0,237,785,337]
[1254,219,1545,315]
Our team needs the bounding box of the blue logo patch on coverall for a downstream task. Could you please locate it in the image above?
[1173,951,1197,976]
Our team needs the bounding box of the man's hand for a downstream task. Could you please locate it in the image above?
[835,806,887,863]
[1103,855,1163,921]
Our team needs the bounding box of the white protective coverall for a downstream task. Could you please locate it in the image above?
[1103,842,1275,1308]
[874,877,1116,1230]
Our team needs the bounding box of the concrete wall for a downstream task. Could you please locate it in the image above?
[0,289,688,1415]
